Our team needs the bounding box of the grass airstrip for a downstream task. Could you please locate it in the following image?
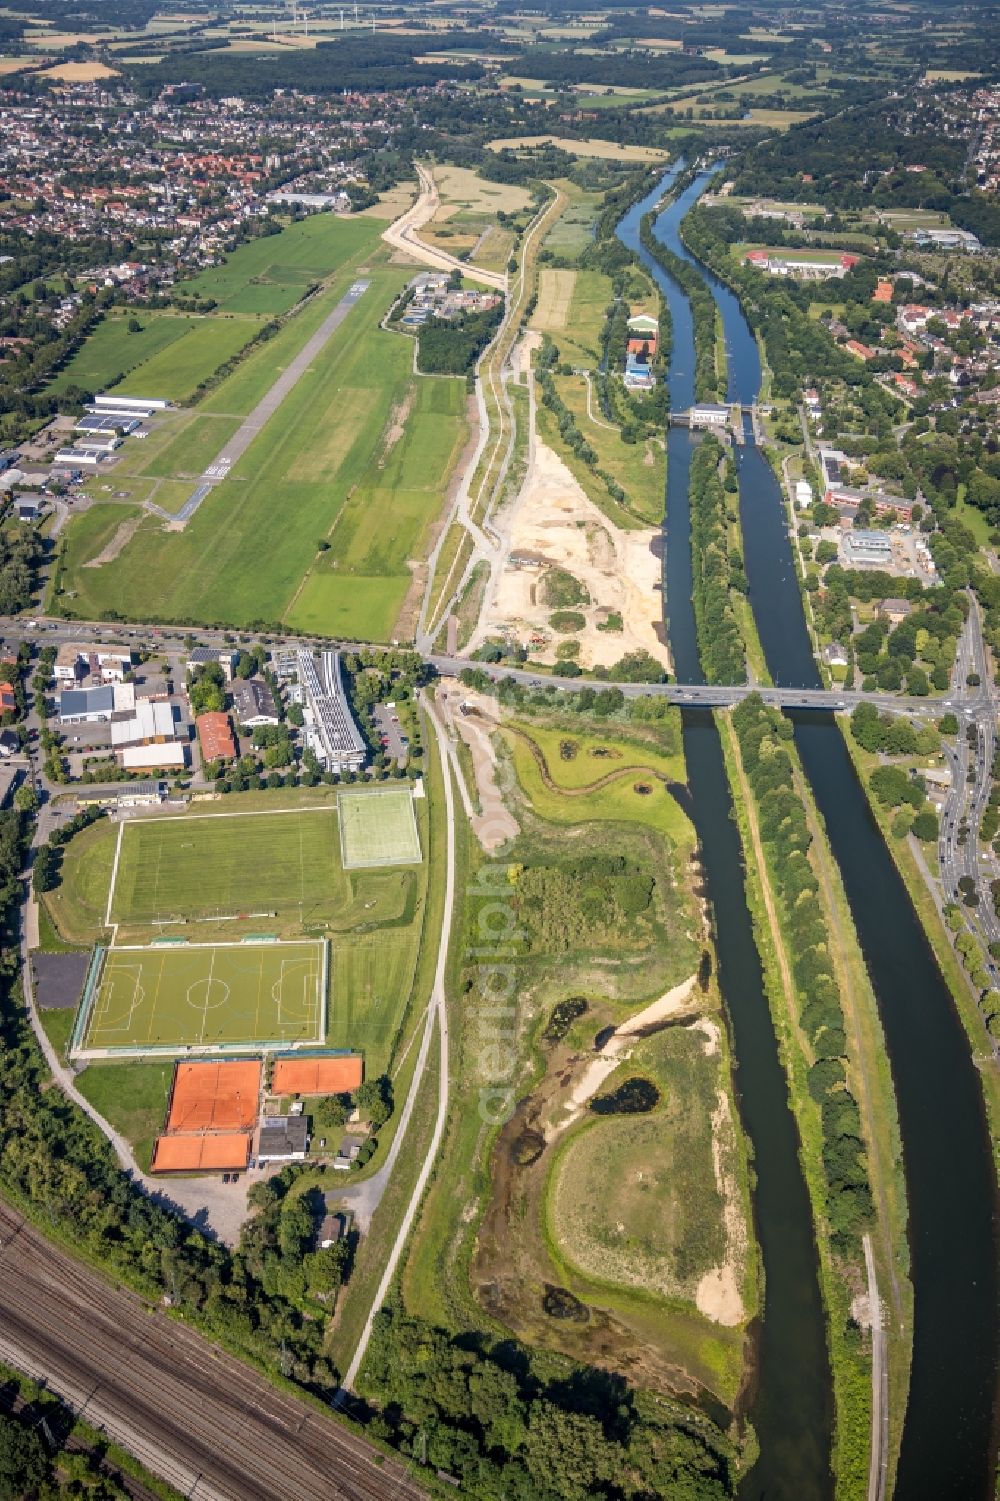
[55,229,470,640]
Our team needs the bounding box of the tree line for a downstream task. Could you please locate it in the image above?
[731,694,874,1253]
[638,214,722,403]
[360,1302,737,1501]
[689,437,746,684]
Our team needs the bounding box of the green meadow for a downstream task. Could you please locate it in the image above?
[57,270,468,638]
[48,312,193,394]
[178,213,381,314]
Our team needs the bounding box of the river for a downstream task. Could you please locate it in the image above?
[618,164,999,1498]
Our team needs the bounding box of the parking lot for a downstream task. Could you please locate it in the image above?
[372,702,408,766]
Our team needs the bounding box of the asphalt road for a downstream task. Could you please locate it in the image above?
[0,1200,427,1501]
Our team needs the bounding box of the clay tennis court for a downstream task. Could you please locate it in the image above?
[272,1054,363,1096]
[151,1133,251,1173]
[165,1059,261,1133]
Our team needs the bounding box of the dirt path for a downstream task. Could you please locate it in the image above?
[381,162,506,291]
[83,512,143,567]
[547,973,700,1137]
[438,688,519,852]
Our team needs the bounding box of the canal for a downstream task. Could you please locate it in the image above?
[619,164,999,1498]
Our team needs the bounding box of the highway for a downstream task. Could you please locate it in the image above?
[0,1200,428,1501]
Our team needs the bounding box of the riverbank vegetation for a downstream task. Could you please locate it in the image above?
[842,723,1000,1139]
[390,697,758,1493]
[690,436,749,684]
[639,212,722,402]
[722,696,913,1499]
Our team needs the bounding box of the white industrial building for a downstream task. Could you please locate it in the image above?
[94,394,168,414]
[120,742,187,772]
[298,650,366,773]
[54,448,101,467]
[795,480,813,509]
[689,403,730,429]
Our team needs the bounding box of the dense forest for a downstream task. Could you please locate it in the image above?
[414,300,504,377]
[129,35,486,97]
[361,1303,738,1501]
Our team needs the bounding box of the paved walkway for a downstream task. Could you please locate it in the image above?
[339,693,456,1394]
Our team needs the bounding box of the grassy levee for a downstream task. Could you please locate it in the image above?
[719,713,890,1501]
[400,707,759,1417]
[842,728,1000,1145]
[327,706,451,1374]
[427,526,473,645]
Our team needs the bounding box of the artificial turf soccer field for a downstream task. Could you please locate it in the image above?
[338,789,421,869]
[109,808,343,927]
[79,940,326,1053]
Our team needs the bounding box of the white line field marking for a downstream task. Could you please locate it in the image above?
[105,819,125,930]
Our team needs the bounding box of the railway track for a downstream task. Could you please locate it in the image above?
[0,1201,428,1501]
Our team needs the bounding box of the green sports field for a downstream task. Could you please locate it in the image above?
[109,808,342,926]
[339,788,421,869]
[78,939,326,1054]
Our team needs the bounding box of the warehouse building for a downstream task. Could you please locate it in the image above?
[121,742,187,773]
[59,685,115,724]
[110,700,178,749]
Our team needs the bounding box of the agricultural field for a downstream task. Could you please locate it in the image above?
[538,180,604,261]
[487,134,669,162]
[177,212,381,314]
[56,267,468,636]
[531,267,610,366]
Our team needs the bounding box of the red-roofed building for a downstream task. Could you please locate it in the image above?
[873,279,893,303]
[196,711,236,763]
[0,682,15,715]
[845,340,876,361]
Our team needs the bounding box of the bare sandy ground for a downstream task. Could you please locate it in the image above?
[696,1089,746,1327]
[483,437,670,672]
[547,973,699,1138]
